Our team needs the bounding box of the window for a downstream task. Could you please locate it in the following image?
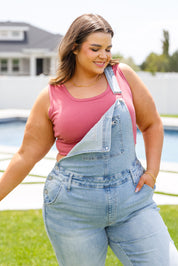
[0,59,8,72]
[0,31,8,37]
[0,27,27,41]
[12,59,19,72]
[12,31,20,37]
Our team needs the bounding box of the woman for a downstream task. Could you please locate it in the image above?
[0,14,178,265]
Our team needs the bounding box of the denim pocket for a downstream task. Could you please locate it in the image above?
[143,183,156,191]
[130,163,155,191]
[130,162,145,186]
[43,174,63,205]
[143,183,154,191]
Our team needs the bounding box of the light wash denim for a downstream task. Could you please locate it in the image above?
[43,66,178,265]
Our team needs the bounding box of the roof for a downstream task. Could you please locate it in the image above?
[0,21,62,52]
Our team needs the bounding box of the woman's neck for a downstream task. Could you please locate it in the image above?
[72,68,102,85]
[71,74,102,88]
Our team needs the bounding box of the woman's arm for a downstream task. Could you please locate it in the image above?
[119,63,164,191]
[0,87,55,201]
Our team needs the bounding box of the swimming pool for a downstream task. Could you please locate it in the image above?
[136,129,178,163]
[0,121,178,163]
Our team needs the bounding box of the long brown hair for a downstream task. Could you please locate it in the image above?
[50,14,119,85]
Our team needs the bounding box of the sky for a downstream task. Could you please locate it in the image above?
[1,0,178,65]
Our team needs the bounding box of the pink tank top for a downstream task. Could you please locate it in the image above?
[48,64,137,155]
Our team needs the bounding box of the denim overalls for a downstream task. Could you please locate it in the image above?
[43,66,178,266]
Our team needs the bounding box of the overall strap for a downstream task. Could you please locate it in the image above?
[104,66,122,94]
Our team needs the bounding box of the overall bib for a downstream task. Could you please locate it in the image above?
[43,67,178,266]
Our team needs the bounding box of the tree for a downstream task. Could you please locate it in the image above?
[162,30,169,57]
[140,29,171,73]
[140,52,169,74]
[169,50,178,72]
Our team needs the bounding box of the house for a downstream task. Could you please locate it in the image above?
[0,21,62,76]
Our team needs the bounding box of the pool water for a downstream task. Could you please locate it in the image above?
[0,121,26,148]
[0,121,178,163]
[136,129,178,163]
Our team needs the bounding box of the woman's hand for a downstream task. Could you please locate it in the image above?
[135,172,156,192]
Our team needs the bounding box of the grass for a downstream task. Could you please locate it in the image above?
[0,206,177,266]
[160,114,178,118]
[155,192,178,197]
[159,205,178,246]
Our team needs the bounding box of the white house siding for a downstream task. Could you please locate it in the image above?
[0,72,178,114]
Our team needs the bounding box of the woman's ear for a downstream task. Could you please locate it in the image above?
[72,43,78,55]
[73,50,78,55]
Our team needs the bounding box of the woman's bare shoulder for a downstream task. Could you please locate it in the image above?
[34,86,50,106]
[39,86,50,99]
[118,63,136,79]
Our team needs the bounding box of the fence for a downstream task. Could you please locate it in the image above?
[0,72,178,114]
[138,72,178,115]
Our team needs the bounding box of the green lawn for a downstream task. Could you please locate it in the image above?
[160,114,178,118]
[0,206,177,266]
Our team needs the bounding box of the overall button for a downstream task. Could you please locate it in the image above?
[105,146,109,151]
[55,165,59,170]
[48,176,53,180]
[44,189,48,194]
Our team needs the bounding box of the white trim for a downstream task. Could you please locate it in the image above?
[30,55,36,76]
[23,49,50,54]
[0,51,56,58]
[0,52,28,58]
[8,58,12,74]
[0,26,29,31]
